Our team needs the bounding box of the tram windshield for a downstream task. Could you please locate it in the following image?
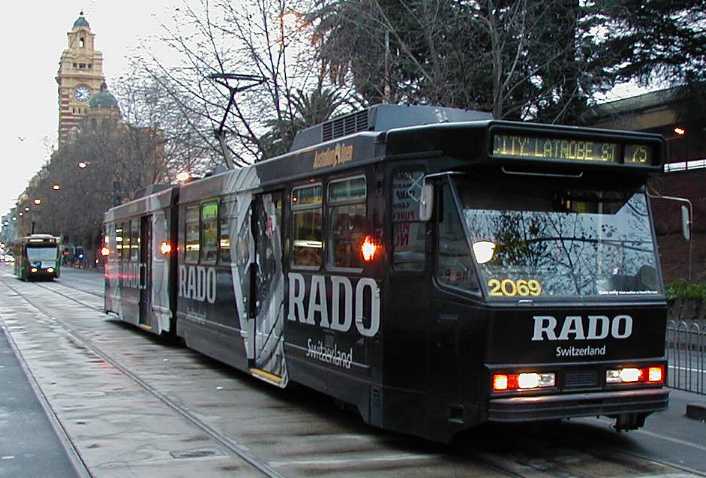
[26,246,58,263]
[454,177,662,299]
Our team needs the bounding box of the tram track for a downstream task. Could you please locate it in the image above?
[3,277,284,478]
[1,273,703,477]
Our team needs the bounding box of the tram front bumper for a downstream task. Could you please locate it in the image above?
[487,387,669,422]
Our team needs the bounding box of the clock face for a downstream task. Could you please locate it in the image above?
[74,86,91,102]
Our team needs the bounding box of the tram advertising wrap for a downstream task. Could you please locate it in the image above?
[104,105,669,443]
[486,308,665,363]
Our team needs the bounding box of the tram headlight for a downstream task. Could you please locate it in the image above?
[472,241,496,264]
[31,268,38,273]
[620,368,642,383]
[492,372,555,392]
[47,267,54,273]
[518,372,555,389]
[606,365,664,384]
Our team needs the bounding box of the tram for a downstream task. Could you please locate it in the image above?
[104,104,669,442]
[14,234,61,281]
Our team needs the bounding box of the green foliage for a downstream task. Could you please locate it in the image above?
[666,280,706,301]
[596,0,706,86]
[311,0,610,120]
[309,0,705,121]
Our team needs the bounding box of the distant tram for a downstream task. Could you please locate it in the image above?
[14,234,61,281]
[104,105,669,442]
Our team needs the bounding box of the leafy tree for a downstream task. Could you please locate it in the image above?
[596,0,706,87]
[310,0,607,121]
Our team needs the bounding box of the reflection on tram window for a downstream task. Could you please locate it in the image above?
[456,177,662,298]
[291,183,322,268]
[115,223,124,260]
[185,205,200,263]
[219,197,235,264]
[392,170,426,271]
[130,219,140,262]
[436,185,479,292]
[200,201,218,264]
[122,222,131,262]
[329,204,366,268]
[328,176,366,269]
[106,224,116,260]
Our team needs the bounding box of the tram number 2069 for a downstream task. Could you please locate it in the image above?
[488,279,542,297]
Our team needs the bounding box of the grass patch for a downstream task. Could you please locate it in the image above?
[666,280,706,301]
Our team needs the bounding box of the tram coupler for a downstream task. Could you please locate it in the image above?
[613,413,647,431]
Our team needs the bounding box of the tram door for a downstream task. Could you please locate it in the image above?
[139,215,153,328]
[249,192,286,381]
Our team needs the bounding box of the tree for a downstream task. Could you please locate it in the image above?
[113,68,217,178]
[310,0,607,122]
[133,0,353,166]
[596,1,706,87]
[23,115,165,263]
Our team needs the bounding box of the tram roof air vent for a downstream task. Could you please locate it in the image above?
[290,104,491,152]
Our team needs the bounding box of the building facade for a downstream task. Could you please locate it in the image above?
[586,87,706,283]
[56,12,106,145]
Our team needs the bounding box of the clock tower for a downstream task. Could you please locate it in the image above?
[56,12,105,145]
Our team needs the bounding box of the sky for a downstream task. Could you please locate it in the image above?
[0,1,177,215]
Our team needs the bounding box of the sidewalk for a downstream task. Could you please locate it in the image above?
[650,388,706,444]
[0,326,82,478]
[584,388,706,475]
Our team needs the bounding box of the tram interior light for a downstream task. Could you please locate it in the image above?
[606,366,663,384]
[473,241,496,264]
[492,372,555,392]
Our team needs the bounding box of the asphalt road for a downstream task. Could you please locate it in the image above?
[0,322,79,478]
[1,264,706,477]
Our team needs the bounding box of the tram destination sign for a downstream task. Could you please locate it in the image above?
[491,133,654,166]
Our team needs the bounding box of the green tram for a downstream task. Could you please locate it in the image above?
[105,105,669,442]
[14,234,61,281]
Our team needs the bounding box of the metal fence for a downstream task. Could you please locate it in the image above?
[666,319,706,395]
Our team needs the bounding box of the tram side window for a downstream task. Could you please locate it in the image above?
[328,176,366,269]
[436,185,479,292]
[392,170,426,271]
[200,201,218,264]
[130,219,140,262]
[185,205,200,263]
[291,183,323,268]
[219,196,235,264]
[121,222,130,262]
